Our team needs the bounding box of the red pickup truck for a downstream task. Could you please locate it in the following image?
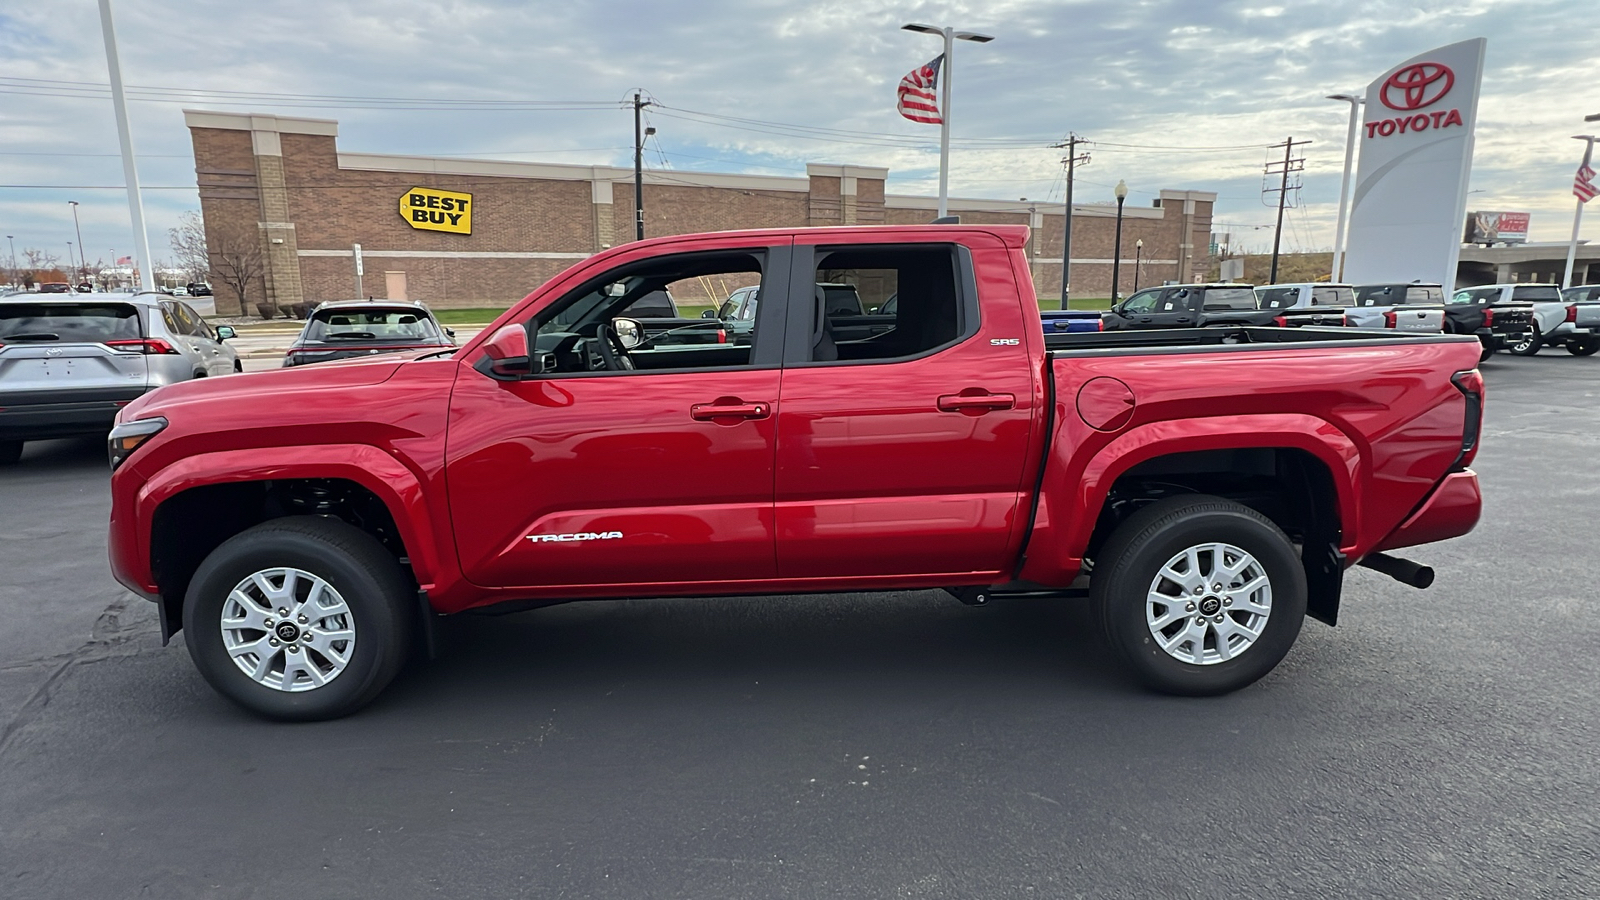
[107,225,1484,719]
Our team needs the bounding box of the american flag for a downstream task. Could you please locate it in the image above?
[116,255,132,264]
[897,54,944,125]
[1576,159,1597,204]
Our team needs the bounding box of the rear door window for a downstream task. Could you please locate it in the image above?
[1202,287,1258,310]
[1254,287,1298,309]
[1311,287,1353,306]
[0,302,141,343]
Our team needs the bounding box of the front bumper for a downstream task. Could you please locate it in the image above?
[1375,470,1482,552]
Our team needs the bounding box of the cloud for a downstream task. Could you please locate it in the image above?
[0,0,1592,270]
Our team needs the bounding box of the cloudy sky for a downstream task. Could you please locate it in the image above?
[1,0,1593,270]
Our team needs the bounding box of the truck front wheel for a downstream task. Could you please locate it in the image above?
[182,516,413,721]
[1091,496,1307,696]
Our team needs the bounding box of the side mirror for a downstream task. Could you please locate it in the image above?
[445,327,457,340]
[701,309,717,319]
[214,325,236,340]
[480,323,531,378]
[605,282,628,297]
[868,305,879,314]
[611,317,644,349]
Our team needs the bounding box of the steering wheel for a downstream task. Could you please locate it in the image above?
[593,323,636,371]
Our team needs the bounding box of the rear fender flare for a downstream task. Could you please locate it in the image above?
[135,444,441,590]
[1069,414,1362,563]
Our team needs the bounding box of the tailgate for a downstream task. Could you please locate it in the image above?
[1574,302,1600,329]
[0,301,150,403]
[1390,308,1444,332]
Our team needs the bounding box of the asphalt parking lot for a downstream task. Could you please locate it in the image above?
[1,352,1596,899]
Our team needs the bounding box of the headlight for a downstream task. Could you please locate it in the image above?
[108,417,168,470]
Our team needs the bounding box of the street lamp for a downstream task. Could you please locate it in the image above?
[902,22,995,219]
[1133,238,1144,292]
[1111,179,1128,301]
[67,242,74,280]
[68,200,86,282]
[632,92,655,241]
[1327,94,1364,282]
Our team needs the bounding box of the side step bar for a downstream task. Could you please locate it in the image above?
[1359,552,1435,589]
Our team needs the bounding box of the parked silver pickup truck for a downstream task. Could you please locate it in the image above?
[1557,285,1600,356]
[1348,283,1448,332]
[1454,283,1593,356]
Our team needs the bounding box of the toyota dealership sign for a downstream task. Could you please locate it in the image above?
[1342,38,1487,287]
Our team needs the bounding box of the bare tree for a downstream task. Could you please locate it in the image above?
[20,249,62,288]
[169,211,209,284]
[211,230,267,316]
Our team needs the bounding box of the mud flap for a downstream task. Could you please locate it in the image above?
[1304,541,1345,626]
[158,593,181,646]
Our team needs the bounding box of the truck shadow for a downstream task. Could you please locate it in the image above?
[381,591,1132,712]
[3,437,108,476]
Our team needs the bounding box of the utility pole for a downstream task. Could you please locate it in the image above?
[633,92,655,242]
[1263,136,1310,285]
[1052,134,1090,309]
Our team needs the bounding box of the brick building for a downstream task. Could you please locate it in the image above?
[186,110,1216,316]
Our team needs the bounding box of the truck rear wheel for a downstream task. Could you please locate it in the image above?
[182,516,413,721]
[1507,327,1541,356]
[1567,338,1599,357]
[1091,496,1307,696]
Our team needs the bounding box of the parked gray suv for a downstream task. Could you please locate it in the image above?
[0,291,239,462]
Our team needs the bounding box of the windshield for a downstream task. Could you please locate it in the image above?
[822,285,863,316]
[1202,287,1258,310]
[1311,287,1353,306]
[0,302,141,342]
[623,290,676,318]
[305,308,442,342]
[1511,286,1560,302]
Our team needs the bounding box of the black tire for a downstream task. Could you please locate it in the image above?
[0,441,21,465]
[1566,338,1600,357]
[1479,342,1495,363]
[183,516,413,720]
[1507,326,1541,356]
[1091,495,1307,696]
[233,360,244,372]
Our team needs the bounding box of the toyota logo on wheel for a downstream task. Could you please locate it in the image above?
[1380,62,1454,111]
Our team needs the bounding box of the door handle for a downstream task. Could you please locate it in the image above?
[691,400,770,421]
[938,392,1015,413]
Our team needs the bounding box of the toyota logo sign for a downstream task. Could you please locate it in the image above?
[1380,62,1454,111]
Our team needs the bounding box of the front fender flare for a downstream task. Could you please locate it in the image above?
[134,444,443,592]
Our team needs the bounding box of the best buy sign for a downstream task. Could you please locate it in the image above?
[401,187,472,234]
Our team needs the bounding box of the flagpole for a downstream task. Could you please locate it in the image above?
[902,24,992,221]
[97,0,154,293]
[938,28,953,218]
[1563,135,1596,289]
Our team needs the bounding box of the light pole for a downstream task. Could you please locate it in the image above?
[1111,179,1128,301]
[902,23,994,219]
[96,0,154,292]
[6,235,14,287]
[68,200,86,282]
[1327,94,1363,282]
[1133,238,1144,292]
[1564,120,1600,288]
[67,242,74,280]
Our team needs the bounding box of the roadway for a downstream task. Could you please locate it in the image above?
[1,353,1596,898]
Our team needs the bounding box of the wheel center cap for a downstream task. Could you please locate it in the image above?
[1198,597,1222,616]
[275,622,301,642]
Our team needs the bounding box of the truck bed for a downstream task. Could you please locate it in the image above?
[1043,325,1467,353]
